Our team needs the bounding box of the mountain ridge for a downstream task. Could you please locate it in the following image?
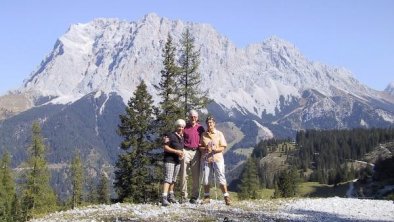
[0,13,392,153]
[7,13,389,118]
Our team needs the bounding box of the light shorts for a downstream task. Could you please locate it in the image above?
[164,162,181,184]
[201,160,227,186]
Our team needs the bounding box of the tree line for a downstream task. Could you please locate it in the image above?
[297,128,394,184]
[0,122,111,222]
[237,127,394,199]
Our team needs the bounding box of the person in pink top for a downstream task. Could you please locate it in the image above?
[180,109,205,203]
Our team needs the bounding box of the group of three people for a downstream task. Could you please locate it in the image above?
[161,110,231,206]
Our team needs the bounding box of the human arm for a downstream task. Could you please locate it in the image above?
[197,126,205,147]
[163,134,184,158]
[199,134,210,153]
[163,144,184,158]
[211,131,227,153]
[211,143,225,153]
[163,135,170,144]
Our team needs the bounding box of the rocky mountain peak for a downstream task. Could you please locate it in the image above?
[141,12,162,23]
[384,81,394,96]
[262,36,300,55]
[6,14,393,123]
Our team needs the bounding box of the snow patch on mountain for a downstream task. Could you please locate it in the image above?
[376,109,394,123]
[360,119,368,127]
[253,120,274,142]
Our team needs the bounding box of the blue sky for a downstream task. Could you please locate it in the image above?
[1,0,393,95]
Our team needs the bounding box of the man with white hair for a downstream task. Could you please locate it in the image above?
[180,109,205,203]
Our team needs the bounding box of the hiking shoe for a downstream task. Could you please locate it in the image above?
[168,193,177,203]
[178,196,187,204]
[224,196,231,206]
[162,196,170,206]
[189,197,197,204]
[202,196,210,204]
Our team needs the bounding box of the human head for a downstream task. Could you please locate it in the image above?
[205,115,215,131]
[174,119,186,128]
[205,115,215,124]
[174,119,186,133]
[188,109,199,124]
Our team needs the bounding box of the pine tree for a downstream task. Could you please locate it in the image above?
[114,81,159,203]
[0,179,4,221]
[252,140,268,158]
[155,34,183,136]
[178,28,209,116]
[238,158,261,200]
[21,121,57,220]
[70,152,83,209]
[85,177,98,204]
[0,152,15,221]
[273,173,281,198]
[10,193,23,222]
[275,168,299,198]
[97,172,110,204]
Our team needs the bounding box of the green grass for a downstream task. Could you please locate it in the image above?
[229,189,275,201]
[232,181,348,201]
[221,181,351,202]
[297,181,349,198]
[233,147,254,157]
[259,188,275,199]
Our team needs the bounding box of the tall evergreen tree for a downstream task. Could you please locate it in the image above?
[0,176,4,221]
[155,34,183,137]
[70,152,83,209]
[238,158,261,200]
[85,177,98,204]
[97,172,110,204]
[114,81,159,203]
[275,168,299,198]
[0,152,15,222]
[21,121,57,220]
[10,193,23,222]
[178,28,209,116]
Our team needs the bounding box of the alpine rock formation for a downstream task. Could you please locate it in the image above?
[384,82,394,96]
[0,13,393,197]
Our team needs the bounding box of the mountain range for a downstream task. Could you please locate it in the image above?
[0,13,393,198]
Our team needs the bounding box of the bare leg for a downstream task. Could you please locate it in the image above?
[204,185,210,195]
[203,184,211,203]
[220,184,228,194]
[162,182,170,206]
[168,183,174,193]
